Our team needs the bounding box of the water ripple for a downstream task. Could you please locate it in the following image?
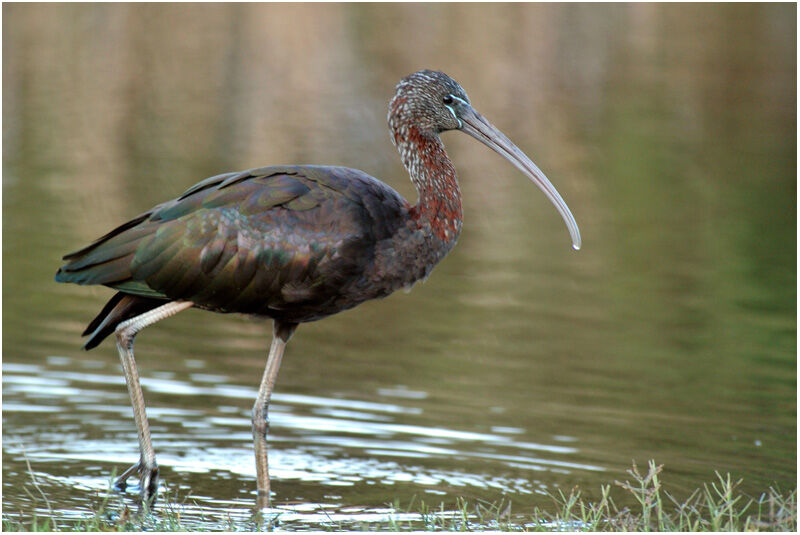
[4,356,603,525]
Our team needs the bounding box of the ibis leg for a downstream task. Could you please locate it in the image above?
[113,300,194,502]
[252,320,297,508]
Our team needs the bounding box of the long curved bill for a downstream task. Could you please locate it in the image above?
[458,105,581,250]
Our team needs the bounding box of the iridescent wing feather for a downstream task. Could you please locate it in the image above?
[56,166,409,322]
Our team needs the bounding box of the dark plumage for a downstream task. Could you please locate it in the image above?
[56,165,433,347]
[55,70,580,506]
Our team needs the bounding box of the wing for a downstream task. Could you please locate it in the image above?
[56,165,410,321]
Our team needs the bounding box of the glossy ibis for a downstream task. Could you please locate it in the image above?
[55,70,581,505]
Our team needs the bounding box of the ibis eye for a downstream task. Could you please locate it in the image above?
[442,95,454,105]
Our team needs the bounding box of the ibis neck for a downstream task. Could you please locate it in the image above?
[392,125,463,242]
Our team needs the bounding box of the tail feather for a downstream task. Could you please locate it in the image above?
[61,229,150,271]
[82,292,126,336]
[55,254,137,287]
[62,212,151,261]
[55,211,157,288]
[83,292,168,350]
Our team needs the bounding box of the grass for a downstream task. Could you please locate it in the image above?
[525,461,796,532]
[3,461,796,531]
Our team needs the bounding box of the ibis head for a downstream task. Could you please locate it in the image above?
[390,70,581,250]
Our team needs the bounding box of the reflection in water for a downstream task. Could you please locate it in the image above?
[3,2,795,529]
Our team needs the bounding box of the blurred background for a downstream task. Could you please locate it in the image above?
[3,3,796,529]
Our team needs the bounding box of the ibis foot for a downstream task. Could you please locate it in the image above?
[114,461,159,503]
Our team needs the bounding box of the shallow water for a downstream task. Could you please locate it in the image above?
[3,3,796,529]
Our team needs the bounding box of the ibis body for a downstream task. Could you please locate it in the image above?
[55,70,580,506]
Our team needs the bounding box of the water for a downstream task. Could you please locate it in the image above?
[3,3,795,529]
